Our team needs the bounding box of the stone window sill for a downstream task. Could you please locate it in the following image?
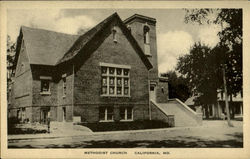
[99,120,114,122]
[101,94,131,98]
[40,92,51,95]
[120,119,133,122]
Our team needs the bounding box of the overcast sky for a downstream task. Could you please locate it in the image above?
[7,9,221,73]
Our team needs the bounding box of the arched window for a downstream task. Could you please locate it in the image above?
[143,24,150,44]
[112,26,117,43]
[143,23,151,56]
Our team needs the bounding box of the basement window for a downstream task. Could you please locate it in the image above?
[120,107,133,121]
[99,107,114,122]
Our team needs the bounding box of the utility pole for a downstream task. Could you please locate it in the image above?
[222,65,234,127]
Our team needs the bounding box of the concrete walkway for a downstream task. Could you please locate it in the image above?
[8,120,243,148]
[8,120,242,140]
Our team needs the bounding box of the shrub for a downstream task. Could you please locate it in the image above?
[78,120,170,132]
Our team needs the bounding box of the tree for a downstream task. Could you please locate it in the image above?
[183,9,242,125]
[176,42,223,118]
[161,71,191,102]
[184,9,242,97]
[7,35,16,103]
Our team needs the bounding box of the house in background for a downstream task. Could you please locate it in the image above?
[185,90,243,120]
[9,13,202,128]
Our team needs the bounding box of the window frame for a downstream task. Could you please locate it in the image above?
[62,74,67,98]
[100,63,131,97]
[99,107,114,122]
[120,107,133,121]
[40,76,52,95]
[112,26,118,43]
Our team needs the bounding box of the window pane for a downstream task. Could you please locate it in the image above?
[41,80,49,92]
[107,107,113,120]
[102,67,107,74]
[109,87,114,94]
[127,107,133,120]
[124,69,129,76]
[120,108,125,120]
[99,107,105,120]
[107,114,113,120]
[109,68,114,74]
[124,78,128,86]
[63,78,66,95]
[109,77,114,85]
[117,68,121,75]
[150,86,154,91]
[102,77,107,85]
[117,78,122,86]
[102,87,107,94]
[117,87,122,95]
[124,87,128,95]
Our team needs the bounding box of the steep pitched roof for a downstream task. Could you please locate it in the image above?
[57,12,153,70]
[20,26,79,65]
[15,13,153,70]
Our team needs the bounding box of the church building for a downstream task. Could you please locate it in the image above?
[9,13,202,127]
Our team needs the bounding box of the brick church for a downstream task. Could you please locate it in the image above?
[9,13,202,127]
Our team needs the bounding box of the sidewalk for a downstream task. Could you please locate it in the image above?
[8,125,194,140]
[8,120,242,141]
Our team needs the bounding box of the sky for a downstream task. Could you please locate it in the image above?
[7,9,221,73]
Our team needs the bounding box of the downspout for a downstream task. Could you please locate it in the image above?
[72,64,74,122]
[148,71,151,120]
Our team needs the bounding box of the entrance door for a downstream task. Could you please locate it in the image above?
[150,85,156,101]
[62,107,66,122]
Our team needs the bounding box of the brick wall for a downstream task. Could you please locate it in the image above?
[11,40,32,109]
[9,40,33,122]
[125,20,159,81]
[73,20,150,123]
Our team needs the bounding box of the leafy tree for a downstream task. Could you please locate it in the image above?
[176,42,224,118]
[184,9,242,97]
[182,9,242,123]
[7,35,16,102]
[161,71,191,102]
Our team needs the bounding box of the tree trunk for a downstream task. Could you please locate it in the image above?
[222,66,234,127]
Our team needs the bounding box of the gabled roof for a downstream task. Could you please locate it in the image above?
[19,26,79,65]
[57,12,153,70]
[15,13,153,70]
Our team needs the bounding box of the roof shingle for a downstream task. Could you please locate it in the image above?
[21,26,79,65]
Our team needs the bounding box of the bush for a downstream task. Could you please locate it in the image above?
[78,120,170,132]
[8,117,47,135]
